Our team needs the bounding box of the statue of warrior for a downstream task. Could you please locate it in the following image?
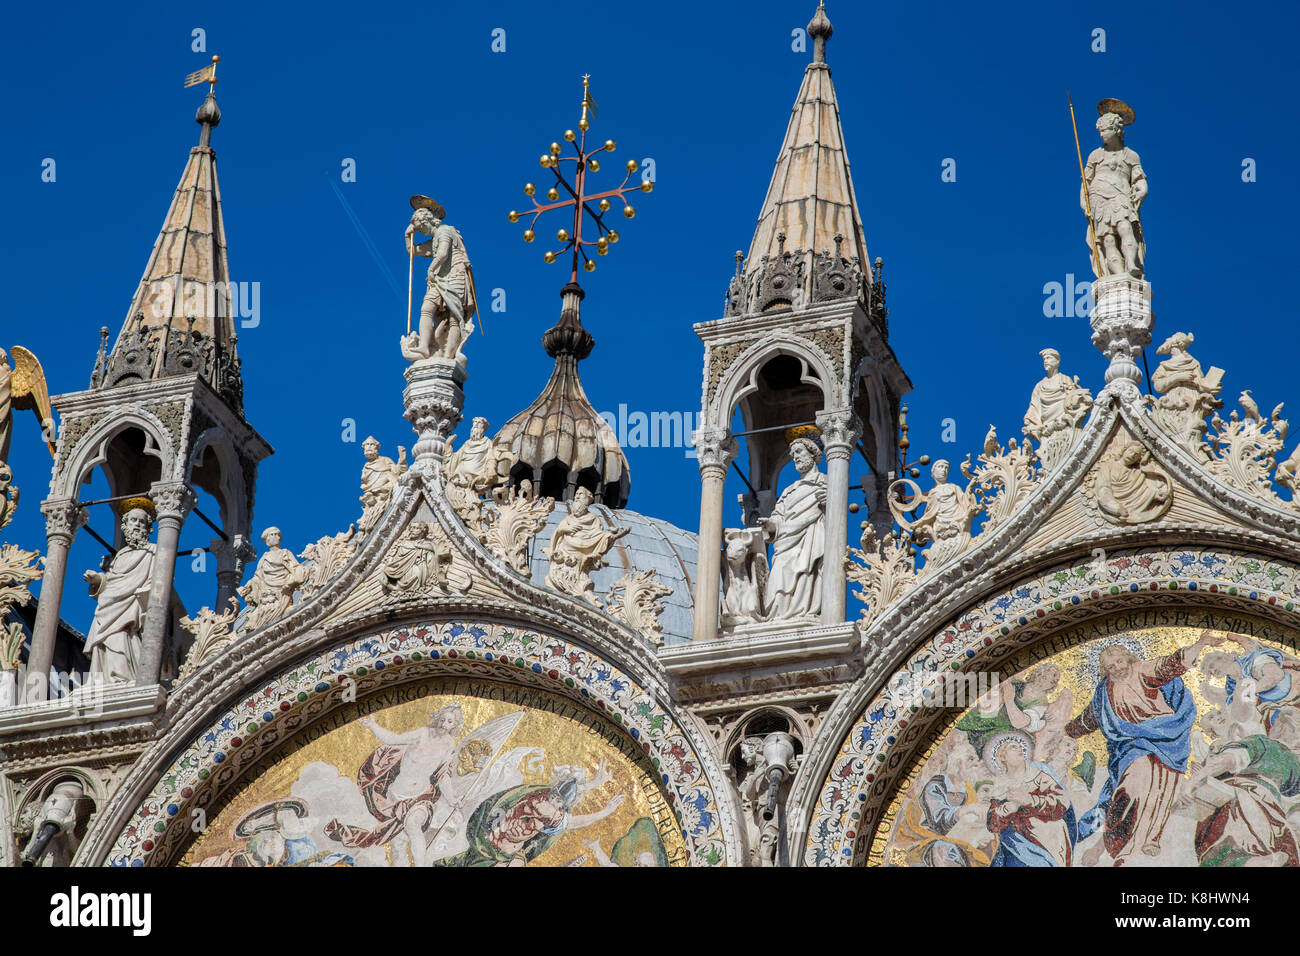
[1082,100,1147,279]
[400,196,478,363]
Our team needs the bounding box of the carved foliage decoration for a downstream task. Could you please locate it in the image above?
[177,598,239,682]
[484,486,554,575]
[0,543,44,669]
[1205,392,1289,503]
[299,526,359,598]
[846,523,916,631]
[606,568,673,646]
[960,426,1039,532]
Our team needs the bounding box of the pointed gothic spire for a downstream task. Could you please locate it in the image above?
[101,82,244,414]
[745,1,869,271]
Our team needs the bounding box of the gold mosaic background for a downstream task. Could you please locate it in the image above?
[181,677,686,866]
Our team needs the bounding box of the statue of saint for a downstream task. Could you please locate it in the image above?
[381,521,451,594]
[1022,348,1093,470]
[83,507,156,684]
[1150,332,1223,455]
[400,197,477,363]
[0,345,55,465]
[543,487,628,605]
[358,437,407,534]
[760,437,826,622]
[444,417,504,495]
[238,527,308,632]
[1082,101,1147,279]
[1092,441,1172,525]
[892,460,981,572]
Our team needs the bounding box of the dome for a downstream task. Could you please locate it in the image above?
[526,502,698,646]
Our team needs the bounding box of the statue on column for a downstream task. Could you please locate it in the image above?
[543,487,628,606]
[83,506,156,685]
[358,437,407,534]
[1022,348,1093,470]
[400,196,478,364]
[1082,100,1147,279]
[237,527,308,633]
[760,436,826,622]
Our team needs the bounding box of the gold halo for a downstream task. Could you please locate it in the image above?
[1096,98,1136,126]
[409,195,448,219]
[784,425,822,445]
[117,496,156,518]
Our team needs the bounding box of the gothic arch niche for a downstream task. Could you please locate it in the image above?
[65,421,171,504]
[717,343,833,518]
[799,545,1300,867]
[186,430,250,539]
[96,619,737,867]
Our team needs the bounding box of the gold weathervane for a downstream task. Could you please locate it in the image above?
[508,75,654,280]
[183,55,220,90]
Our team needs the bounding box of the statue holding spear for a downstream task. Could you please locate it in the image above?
[1070,95,1148,280]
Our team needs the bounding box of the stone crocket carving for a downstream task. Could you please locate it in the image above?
[543,487,628,606]
[178,598,240,682]
[484,481,554,575]
[606,569,673,646]
[83,507,156,685]
[1022,348,1092,471]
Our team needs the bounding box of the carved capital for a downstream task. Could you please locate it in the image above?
[149,482,197,522]
[692,427,738,476]
[1090,276,1153,386]
[40,498,85,544]
[815,408,860,457]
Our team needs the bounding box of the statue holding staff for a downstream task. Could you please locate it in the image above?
[400,196,478,364]
[1077,99,1147,279]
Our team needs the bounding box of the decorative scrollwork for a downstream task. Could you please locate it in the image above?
[846,523,916,630]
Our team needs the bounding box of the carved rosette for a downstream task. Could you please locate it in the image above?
[1089,276,1152,387]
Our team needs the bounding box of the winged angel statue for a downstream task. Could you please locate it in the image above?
[1,346,55,530]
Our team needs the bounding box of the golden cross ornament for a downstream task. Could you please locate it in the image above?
[508,75,654,281]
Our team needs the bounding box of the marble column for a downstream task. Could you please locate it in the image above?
[25,498,84,702]
[210,533,255,614]
[135,482,196,687]
[817,408,860,626]
[692,427,736,642]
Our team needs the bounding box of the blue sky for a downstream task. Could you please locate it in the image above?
[3,0,1298,630]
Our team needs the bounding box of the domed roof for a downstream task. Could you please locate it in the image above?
[525,502,698,646]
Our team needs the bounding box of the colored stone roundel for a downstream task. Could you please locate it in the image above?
[109,620,729,866]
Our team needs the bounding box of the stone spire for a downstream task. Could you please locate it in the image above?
[100,85,244,414]
[493,283,630,508]
[744,1,869,276]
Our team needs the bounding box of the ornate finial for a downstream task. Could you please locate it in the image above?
[734,250,745,275]
[776,230,787,255]
[809,1,833,64]
[507,74,654,283]
[186,56,222,146]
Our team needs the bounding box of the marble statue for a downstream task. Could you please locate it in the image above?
[606,569,674,646]
[1089,441,1172,525]
[18,780,84,867]
[1151,332,1223,456]
[400,199,477,363]
[444,417,504,494]
[760,438,826,622]
[381,520,451,595]
[543,487,629,606]
[358,437,408,534]
[83,507,156,685]
[1277,443,1300,499]
[0,345,56,465]
[1022,348,1092,470]
[891,460,982,573]
[1082,101,1147,279]
[238,527,308,633]
[721,527,767,628]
